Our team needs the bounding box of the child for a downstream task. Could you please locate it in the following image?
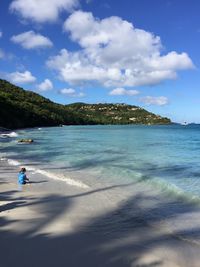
[18,167,29,185]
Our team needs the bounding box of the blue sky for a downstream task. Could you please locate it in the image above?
[0,0,199,123]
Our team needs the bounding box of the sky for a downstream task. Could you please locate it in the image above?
[0,0,200,123]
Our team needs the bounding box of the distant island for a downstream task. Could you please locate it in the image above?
[0,79,171,129]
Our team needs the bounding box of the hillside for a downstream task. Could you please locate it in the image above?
[0,79,88,129]
[0,79,171,129]
[65,103,171,125]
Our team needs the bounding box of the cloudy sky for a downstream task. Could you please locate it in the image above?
[0,0,199,122]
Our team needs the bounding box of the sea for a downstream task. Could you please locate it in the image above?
[1,124,200,201]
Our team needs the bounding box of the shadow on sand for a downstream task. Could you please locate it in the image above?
[29,180,48,184]
[1,184,200,267]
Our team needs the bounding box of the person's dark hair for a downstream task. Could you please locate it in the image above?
[20,167,26,172]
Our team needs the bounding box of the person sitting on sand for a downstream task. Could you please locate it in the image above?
[18,167,29,185]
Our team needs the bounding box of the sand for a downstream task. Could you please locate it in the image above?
[1,159,200,267]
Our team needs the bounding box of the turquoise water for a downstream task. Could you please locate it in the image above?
[1,124,200,198]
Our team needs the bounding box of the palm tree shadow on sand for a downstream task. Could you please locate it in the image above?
[1,184,200,267]
[29,180,48,184]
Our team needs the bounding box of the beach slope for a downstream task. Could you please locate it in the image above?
[1,160,200,267]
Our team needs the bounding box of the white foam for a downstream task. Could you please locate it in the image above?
[36,169,89,189]
[1,132,18,137]
[7,159,21,166]
[9,132,19,137]
[4,156,89,189]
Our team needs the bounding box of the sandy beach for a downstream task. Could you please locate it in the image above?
[1,0,200,264]
[1,159,200,267]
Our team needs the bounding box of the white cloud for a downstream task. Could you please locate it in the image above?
[60,88,75,94]
[140,96,169,106]
[47,49,123,85]
[47,11,194,87]
[59,88,85,97]
[0,31,2,38]
[11,31,53,49]
[37,79,53,91]
[9,0,79,23]
[109,88,139,96]
[8,70,36,84]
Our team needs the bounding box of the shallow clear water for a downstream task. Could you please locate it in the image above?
[1,124,200,198]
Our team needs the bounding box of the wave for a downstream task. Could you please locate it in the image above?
[1,157,22,167]
[2,156,89,189]
[7,158,21,166]
[0,131,18,138]
[35,169,89,189]
[138,174,200,204]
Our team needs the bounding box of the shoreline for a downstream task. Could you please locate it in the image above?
[1,159,200,266]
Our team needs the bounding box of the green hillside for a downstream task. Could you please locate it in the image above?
[0,79,88,129]
[65,103,171,125]
[0,79,171,129]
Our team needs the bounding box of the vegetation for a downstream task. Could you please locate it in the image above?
[0,79,88,129]
[0,79,171,129]
[65,103,171,125]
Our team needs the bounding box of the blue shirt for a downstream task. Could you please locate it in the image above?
[18,172,27,184]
